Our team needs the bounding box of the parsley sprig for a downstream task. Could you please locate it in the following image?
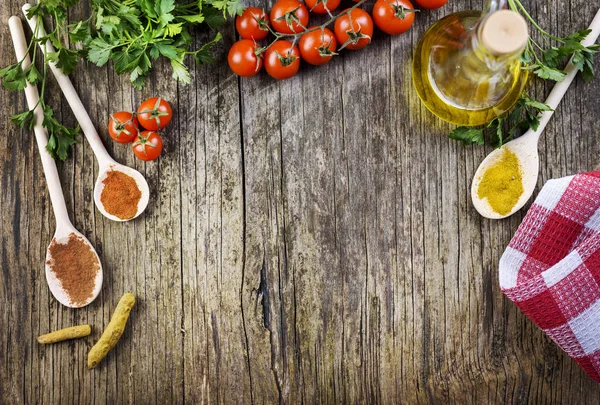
[1,0,241,160]
[449,0,599,146]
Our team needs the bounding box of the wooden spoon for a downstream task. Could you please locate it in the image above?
[471,8,600,219]
[22,4,150,222]
[8,16,102,308]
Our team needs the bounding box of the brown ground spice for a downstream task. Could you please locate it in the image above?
[100,170,142,220]
[47,233,100,306]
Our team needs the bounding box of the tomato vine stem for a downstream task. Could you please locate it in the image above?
[261,0,368,53]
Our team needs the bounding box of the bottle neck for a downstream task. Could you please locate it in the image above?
[483,0,509,14]
[470,4,528,71]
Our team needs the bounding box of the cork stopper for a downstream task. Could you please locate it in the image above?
[479,10,528,55]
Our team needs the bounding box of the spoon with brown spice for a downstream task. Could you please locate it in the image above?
[23,4,150,222]
[9,16,102,308]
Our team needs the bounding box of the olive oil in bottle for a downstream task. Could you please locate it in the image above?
[412,3,529,126]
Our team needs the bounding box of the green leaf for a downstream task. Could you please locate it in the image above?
[533,64,566,81]
[11,110,35,130]
[194,32,222,65]
[52,47,80,75]
[180,14,204,23]
[523,96,552,112]
[565,29,591,43]
[68,21,91,43]
[41,105,78,161]
[171,58,190,84]
[165,23,183,37]
[87,37,113,66]
[25,64,42,85]
[201,6,226,29]
[227,0,245,17]
[448,126,485,145]
[154,42,179,60]
[0,64,27,91]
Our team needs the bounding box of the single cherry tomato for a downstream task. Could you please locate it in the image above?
[228,39,263,77]
[305,0,341,14]
[264,40,301,80]
[133,131,163,161]
[108,111,139,143]
[413,0,448,9]
[236,7,270,40]
[299,27,337,66]
[137,98,173,131]
[270,0,309,34]
[373,0,416,35]
[334,9,374,51]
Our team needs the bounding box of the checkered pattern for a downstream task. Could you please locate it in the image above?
[500,171,600,383]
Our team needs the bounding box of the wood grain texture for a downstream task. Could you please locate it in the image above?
[2,0,600,403]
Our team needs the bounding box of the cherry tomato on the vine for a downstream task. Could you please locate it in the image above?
[413,0,448,9]
[108,111,139,143]
[137,97,173,131]
[270,0,309,34]
[236,8,270,40]
[299,27,337,66]
[334,8,374,51]
[264,40,301,80]
[305,0,341,15]
[133,131,163,161]
[228,39,263,77]
[373,0,416,35]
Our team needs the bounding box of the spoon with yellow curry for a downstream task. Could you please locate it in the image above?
[472,9,600,219]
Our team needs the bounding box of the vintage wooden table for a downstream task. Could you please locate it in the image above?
[1,0,600,403]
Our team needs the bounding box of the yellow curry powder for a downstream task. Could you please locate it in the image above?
[477,147,524,215]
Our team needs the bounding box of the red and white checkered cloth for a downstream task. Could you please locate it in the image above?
[500,171,600,383]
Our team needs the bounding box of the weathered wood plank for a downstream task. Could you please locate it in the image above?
[2,0,600,403]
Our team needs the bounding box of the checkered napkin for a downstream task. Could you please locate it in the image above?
[499,171,600,383]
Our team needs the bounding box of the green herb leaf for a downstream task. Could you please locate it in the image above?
[171,58,190,84]
[11,110,36,130]
[87,37,113,66]
[448,126,485,145]
[533,64,566,81]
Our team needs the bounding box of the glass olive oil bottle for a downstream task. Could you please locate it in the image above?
[412,1,529,126]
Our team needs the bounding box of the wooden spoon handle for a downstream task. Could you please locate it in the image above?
[22,4,115,167]
[8,16,72,230]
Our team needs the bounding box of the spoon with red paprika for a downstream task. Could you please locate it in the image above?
[23,4,150,222]
[9,16,102,307]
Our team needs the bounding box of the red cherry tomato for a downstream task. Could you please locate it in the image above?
[334,8,374,51]
[108,111,139,143]
[414,0,448,9]
[236,8,270,40]
[270,0,309,34]
[299,27,337,66]
[264,40,301,80]
[305,0,341,14]
[133,131,163,161]
[228,39,263,77]
[373,0,416,35]
[137,98,173,131]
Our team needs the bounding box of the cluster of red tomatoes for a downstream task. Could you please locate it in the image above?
[107,97,173,161]
[228,0,448,80]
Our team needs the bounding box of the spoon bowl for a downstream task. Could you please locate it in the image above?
[471,133,540,219]
[93,162,150,222]
[45,226,103,308]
